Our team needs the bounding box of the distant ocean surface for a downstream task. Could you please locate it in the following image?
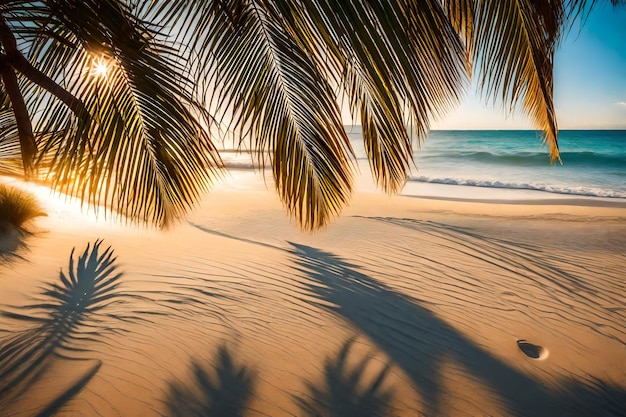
[220,128,626,201]
[347,128,626,200]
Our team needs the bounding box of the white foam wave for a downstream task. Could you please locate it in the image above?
[409,176,626,199]
[220,153,260,169]
[222,160,259,169]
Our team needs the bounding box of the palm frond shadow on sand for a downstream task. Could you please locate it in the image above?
[0,240,139,411]
[361,216,604,294]
[0,226,30,264]
[296,338,396,417]
[165,345,255,417]
[288,242,625,417]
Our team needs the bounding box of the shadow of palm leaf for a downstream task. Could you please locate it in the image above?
[165,345,255,417]
[557,378,626,417]
[288,242,626,417]
[296,339,396,417]
[0,226,29,264]
[0,240,135,400]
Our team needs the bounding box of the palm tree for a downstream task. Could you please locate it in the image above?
[0,0,621,229]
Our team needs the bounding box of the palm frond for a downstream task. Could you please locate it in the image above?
[157,0,468,226]
[4,0,222,227]
[282,0,468,193]
[476,0,562,161]
[445,0,623,162]
[442,0,475,53]
[197,0,353,230]
[0,99,24,175]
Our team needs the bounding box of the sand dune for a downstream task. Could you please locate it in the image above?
[1,182,625,416]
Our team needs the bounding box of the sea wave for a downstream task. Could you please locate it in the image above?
[409,176,626,198]
[416,150,626,168]
[222,160,259,169]
[220,152,262,169]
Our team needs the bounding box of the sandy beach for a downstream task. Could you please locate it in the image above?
[1,174,625,417]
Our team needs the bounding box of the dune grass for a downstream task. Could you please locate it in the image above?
[0,184,46,233]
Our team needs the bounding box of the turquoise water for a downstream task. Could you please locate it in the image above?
[347,128,626,199]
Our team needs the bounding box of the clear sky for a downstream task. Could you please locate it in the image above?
[432,3,626,130]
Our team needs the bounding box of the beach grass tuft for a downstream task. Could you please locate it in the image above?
[0,184,46,232]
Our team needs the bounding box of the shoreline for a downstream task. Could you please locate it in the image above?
[404,193,626,208]
[3,173,626,224]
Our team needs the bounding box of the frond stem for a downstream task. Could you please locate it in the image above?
[0,13,89,119]
[0,56,36,177]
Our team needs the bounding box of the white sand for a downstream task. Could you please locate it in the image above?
[1,175,625,416]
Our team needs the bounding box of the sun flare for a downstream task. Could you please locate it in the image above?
[90,56,111,78]
[95,62,108,76]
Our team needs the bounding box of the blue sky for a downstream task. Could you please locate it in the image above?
[433,3,626,130]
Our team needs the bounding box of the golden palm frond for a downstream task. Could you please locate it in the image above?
[0,96,24,175]
[443,0,622,162]
[3,0,222,227]
[172,0,354,230]
[296,0,468,193]
[472,0,561,162]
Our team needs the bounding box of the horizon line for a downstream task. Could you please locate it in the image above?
[341,125,626,131]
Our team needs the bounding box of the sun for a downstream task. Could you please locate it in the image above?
[95,62,108,76]
[90,55,111,78]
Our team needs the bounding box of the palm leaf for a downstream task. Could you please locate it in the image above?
[156,0,468,227]
[0,107,21,162]
[472,0,562,161]
[186,0,354,230]
[443,0,624,163]
[298,0,468,192]
[0,91,24,175]
[4,0,222,227]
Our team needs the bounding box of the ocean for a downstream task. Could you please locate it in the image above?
[347,128,626,200]
[219,127,626,202]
